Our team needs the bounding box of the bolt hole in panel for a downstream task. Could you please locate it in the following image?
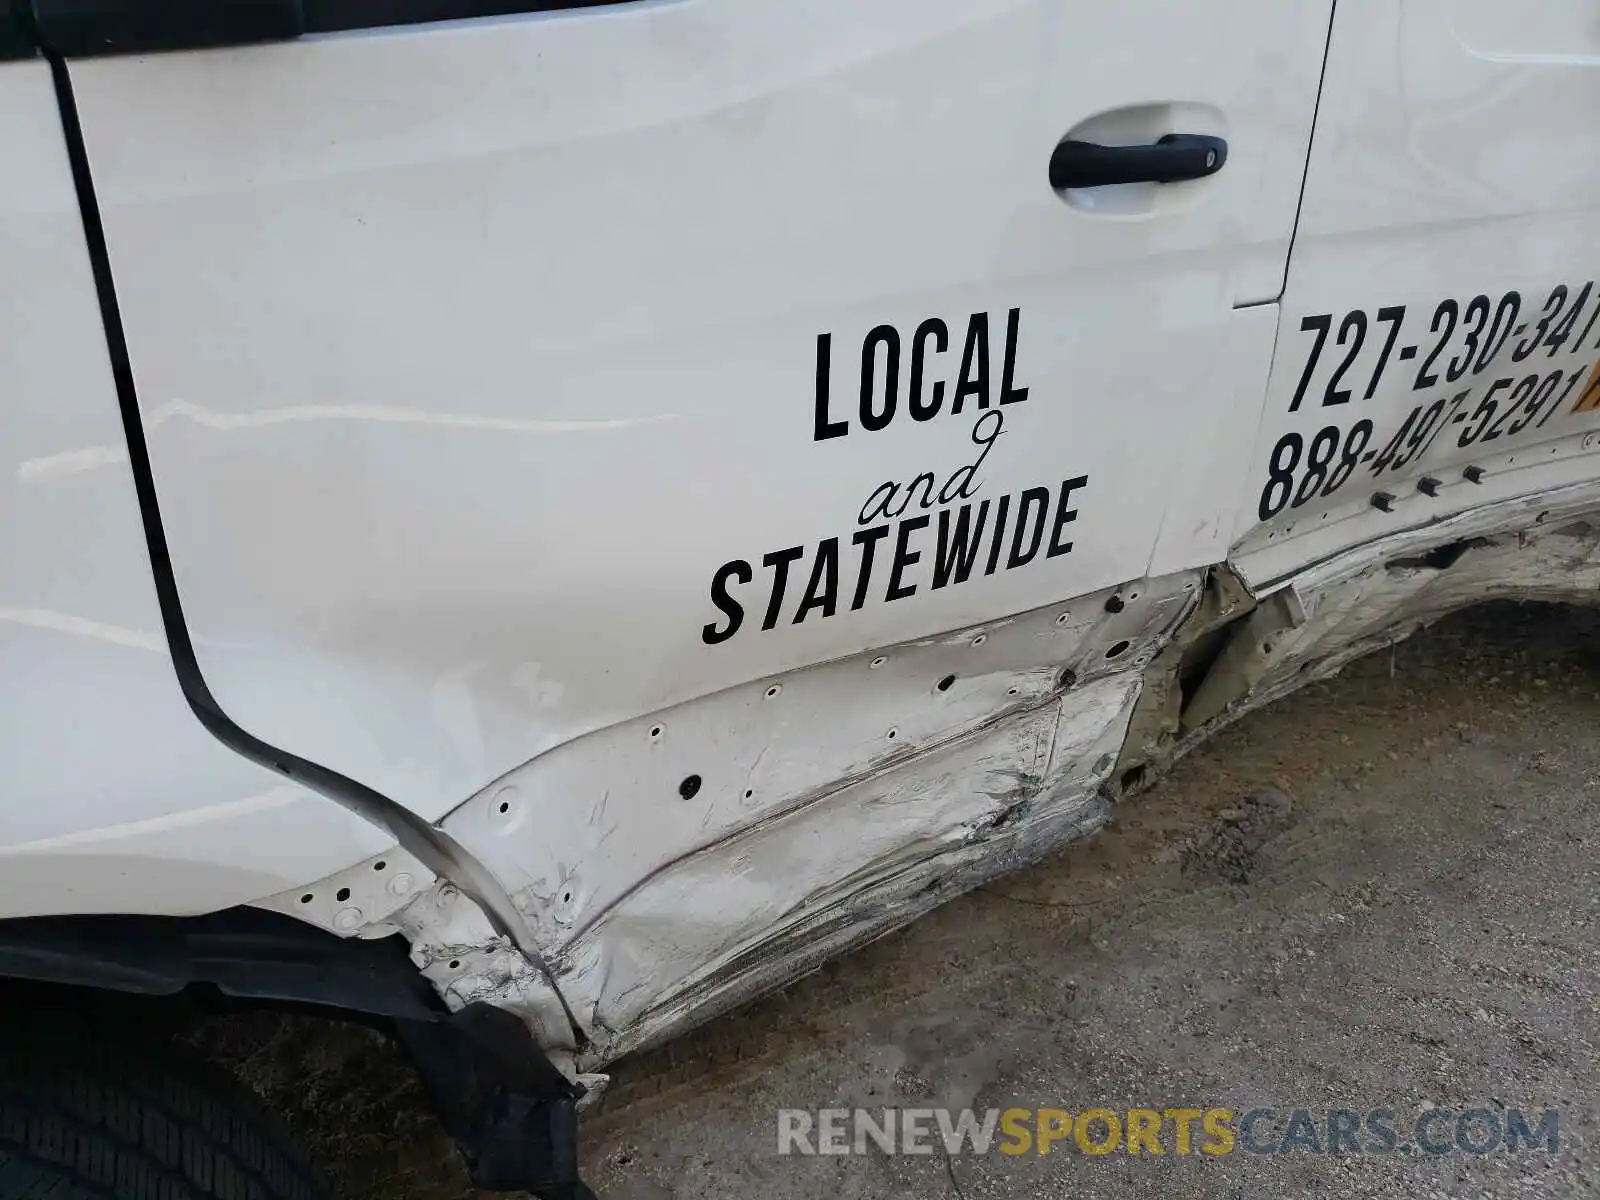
[581,679,1138,1058]
[435,575,1196,1052]
[258,846,435,937]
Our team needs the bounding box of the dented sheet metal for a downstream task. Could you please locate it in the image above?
[1181,482,1600,753]
[566,674,1139,1060]
[265,572,1197,1065]
[259,480,1600,1068]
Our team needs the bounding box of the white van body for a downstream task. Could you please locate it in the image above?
[4,0,1599,1079]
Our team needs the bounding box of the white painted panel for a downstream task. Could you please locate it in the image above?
[65,1,1328,819]
[431,571,1196,1060]
[1147,303,1281,576]
[439,571,1195,956]
[0,61,391,918]
[1231,0,1600,589]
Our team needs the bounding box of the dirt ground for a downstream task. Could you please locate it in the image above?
[198,601,1599,1200]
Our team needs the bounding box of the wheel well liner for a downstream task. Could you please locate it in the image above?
[0,908,590,1198]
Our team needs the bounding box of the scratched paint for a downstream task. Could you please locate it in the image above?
[261,480,1600,1071]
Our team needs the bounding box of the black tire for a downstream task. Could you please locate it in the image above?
[0,1020,332,1200]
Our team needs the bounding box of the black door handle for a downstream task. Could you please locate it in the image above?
[1049,133,1228,189]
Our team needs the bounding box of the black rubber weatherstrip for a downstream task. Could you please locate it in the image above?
[33,30,584,1048]
[305,0,629,33]
[28,0,634,57]
[0,5,32,57]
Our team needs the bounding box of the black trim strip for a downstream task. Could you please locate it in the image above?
[31,21,584,1047]
[306,0,630,34]
[1273,0,1337,304]
[0,907,450,1017]
[3,0,36,57]
[31,1,301,57]
[29,0,632,56]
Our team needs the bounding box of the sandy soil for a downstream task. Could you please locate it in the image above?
[196,601,1600,1200]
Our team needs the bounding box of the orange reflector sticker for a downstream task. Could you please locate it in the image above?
[1574,360,1600,415]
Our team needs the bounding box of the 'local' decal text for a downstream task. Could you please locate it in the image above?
[702,309,1090,645]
